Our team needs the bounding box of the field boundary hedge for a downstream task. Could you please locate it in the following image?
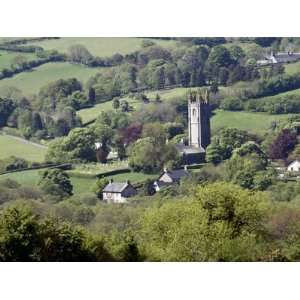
[96,168,131,178]
[0,163,72,176]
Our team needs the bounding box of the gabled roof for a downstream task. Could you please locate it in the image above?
[288,160,300,167]
[159,169,189,182]
[103,182,130,193]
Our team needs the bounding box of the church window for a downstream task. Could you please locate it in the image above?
[192,108,196,117]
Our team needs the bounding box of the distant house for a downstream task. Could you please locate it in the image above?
[257,51,300,66]
[287,160,300,173]
[102,180,137,203]
[153,168,189,192]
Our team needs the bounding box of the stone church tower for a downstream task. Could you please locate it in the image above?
[188,89,211,150]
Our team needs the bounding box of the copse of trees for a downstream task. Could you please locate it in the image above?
[38,168,73,199]
[221,72,300,114]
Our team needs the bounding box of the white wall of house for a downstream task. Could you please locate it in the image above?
[287,161,300,172]
[159,173,173,183]
[103,192,127,203]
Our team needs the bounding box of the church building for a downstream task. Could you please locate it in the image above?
[175,89,211,164]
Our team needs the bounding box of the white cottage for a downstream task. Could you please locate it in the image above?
[102,180,137,203]
[287,160,300,172]
[153,168,190,192]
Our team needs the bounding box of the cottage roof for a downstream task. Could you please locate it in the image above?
[159,169,190,182]
[103,182,130,193]
[288,160,300,167]
[274,53,300,63]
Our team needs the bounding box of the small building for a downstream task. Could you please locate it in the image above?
[257,52,300,66]
[287,160,300,173]
[153,168,189,192]
[102,180,137,203]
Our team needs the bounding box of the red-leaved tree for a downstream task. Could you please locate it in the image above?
[269,129,297,160]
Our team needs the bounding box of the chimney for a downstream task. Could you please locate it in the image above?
[184,165,188,171]
[126,180,130,185]
[163,167,168,173]
[109,179,113,184]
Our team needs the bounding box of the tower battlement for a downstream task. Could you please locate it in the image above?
[188,89,210,104]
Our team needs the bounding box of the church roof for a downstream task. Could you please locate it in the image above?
[165,169,189,181]
[175,143,206,154]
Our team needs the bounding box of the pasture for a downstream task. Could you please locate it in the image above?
[107,171,157,183]
[78,98,141,124]
[211,109,292,134]
[284,61,300,75]
[0,134,47,162]
[28,37,177,57]
[0,168,96,194]
[0,50,37,71]
[0,62,105,95]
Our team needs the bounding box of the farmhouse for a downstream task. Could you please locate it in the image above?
[257,51,300,65]
[153,168,189,192]
[287,160,300,173]
[102,180,137,203]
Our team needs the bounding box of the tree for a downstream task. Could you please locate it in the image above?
[129,137,180,173]
[10,55,28,70]
[68,44,93,65]
[112,98,120,110]
[206,141,223,165]
[0,98,15,127]
[207,45,234,68]
[0,204,114,261]
[138,182,268,261]
[210,81,219,94]
[88,87,96,105]
[92,178,109,199]
[269,129,297,160]
[119,122,143,145]
[152,66,165,89]
[46,127,96,163]
[38,168,73,199]
[31,111,43,132]
[120,99,129,112]
[141,179,156,196]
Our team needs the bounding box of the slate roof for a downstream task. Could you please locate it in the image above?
[274,53,300,63]
[166,169,189,181]
[175,143,205,154]
[103,182,129,193]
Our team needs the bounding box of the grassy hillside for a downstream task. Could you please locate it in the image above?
[284,61,300,74]
[0,169,96,194]
[0,51,37,71]
[28,37,176,57]
[78,87,190,124]
[211,109,292,134]
[0,62,105,95]
[78,98,142,124]
[0,134,47,162]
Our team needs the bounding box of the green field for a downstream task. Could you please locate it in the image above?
[78,87,190,124]
[0,167,157,194]
[284,61,300,74]
[28,37,176,57]
[0,62,105,96]
[78,98,141,124]
[211,109,292,134]
[107,171,157,183]
[0,169,96,194]
[0,51,37,71]
[0,134,47,162]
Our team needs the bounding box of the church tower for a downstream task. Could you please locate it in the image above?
[188,89,211,150]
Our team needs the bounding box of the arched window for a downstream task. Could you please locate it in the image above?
[192,108,197,117]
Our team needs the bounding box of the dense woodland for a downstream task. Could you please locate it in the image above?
[3,37,300,261]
